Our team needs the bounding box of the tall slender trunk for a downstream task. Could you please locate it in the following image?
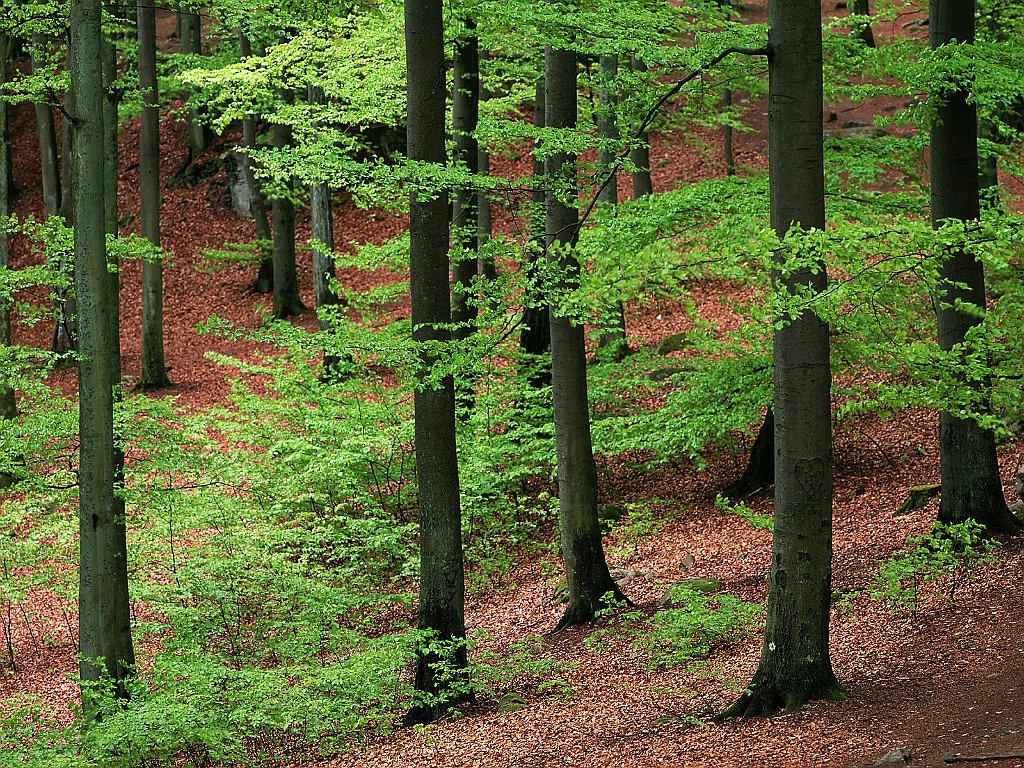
[723,88,736,176]
[138,0,170,389]
[850,0,875,47]
[403,0,469,723]
[476,76,495,278]
[546,46,624,630]
[451,23,479,343]
[239,34,273,293]
[629,56,653,198]
[0,33,15,426]
[178,8,210,172]
[70,0,136,712]
[722,0,841,717]
[594,53,629,361]
[930,0,1020,534]
[519,71,551,383]
[270,108,303,319]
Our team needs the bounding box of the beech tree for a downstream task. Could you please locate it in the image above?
[519,70,550,380]
[722,0,842,716]
[70,0,136,709]
[546,44,624,629]
[404,0,470,722]
[451,18,479,342]
[271,103,303,319]
[138,0,171,389]
[0,31,13,428]
[929,0,1021,534]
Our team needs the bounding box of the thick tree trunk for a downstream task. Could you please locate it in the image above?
[721,0,841,718]
[930,0,1020,534]
[178,8,210,174]
[451,24,479,342]
[629,56,653,198]
[851,0,875,47]
[0,33,15,426]
[594,54,630,362]
[520,71,551,384]
[403,0,469,724]
[546,46,624,630]
[138,1,170,389]
[239,33,274,293]
[70,0,136,712]
[270,115,303,319]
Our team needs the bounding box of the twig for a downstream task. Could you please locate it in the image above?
[943,752,1024,764]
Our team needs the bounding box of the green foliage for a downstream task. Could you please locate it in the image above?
[872,521,1000,615]
[714,494,773,531]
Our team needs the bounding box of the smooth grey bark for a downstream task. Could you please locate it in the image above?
[178,8,210,172]
[629,56,653,198]
[519,72,550,383]
[930,0,1020,534]
[103,33,119,237]
[546,46,624,630]
[451,23,479,342]
[238,34,273,293]
[594,53,630,361]
[270,114,303,319]
[138,0,170,389]
[70,0,136,710]
[0,33,15,426]
[403,0,469,724]
[851,0,875,47]
[722,0,841,717]
[60,89,74,222]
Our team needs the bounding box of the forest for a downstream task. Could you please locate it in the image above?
[0,0,1023,765]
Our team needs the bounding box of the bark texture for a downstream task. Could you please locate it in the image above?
[271,113,303,319]
[722,0,841,717]
[404,0,469,723]
[546,46,624,630]
[138,1,170,389]
[629,56,653,198]
[70,0,136,711]
[929,0,1020,535]
[179,9,210,173]
[725,407,775,498]
[0,34,15,425]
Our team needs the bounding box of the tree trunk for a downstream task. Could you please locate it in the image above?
[178,8,210,174]
[403,0,469,724]
[721,0,841,717]
[594,53,630,362]
[546,45,624,631]
[451,23,479,342]
[0,33,15,426]
[270,113,303,319]
[850,0,875,47]
[138,0,170,390]
[70,0,136,712]
[723,88,736,176]
[930,0,1021,535]
[239,33,273,293]
[629,56,653,198]
[307,84,344,377]
[724,406,775,498]
[520,71,551,384]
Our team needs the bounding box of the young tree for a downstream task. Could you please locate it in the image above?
[138,0,171,389]
[238,33,274,293]
[404,0,469,722]
[69,0,136,710]
[628,56,652,198]
[929,0,1021,534]
[546,44,624,630]
[179,6,211,174]
[722,0,842,716]
[519,71,550,381]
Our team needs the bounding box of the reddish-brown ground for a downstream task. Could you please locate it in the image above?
[2,7,1023,768]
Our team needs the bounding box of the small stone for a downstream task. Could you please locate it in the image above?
[827,125,888,140]
[679,554,696,571]
[497,692,528,713]
[656,332,691,355]
[875,747,910,765]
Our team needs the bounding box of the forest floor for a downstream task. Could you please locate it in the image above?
[3,6,1024,768]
